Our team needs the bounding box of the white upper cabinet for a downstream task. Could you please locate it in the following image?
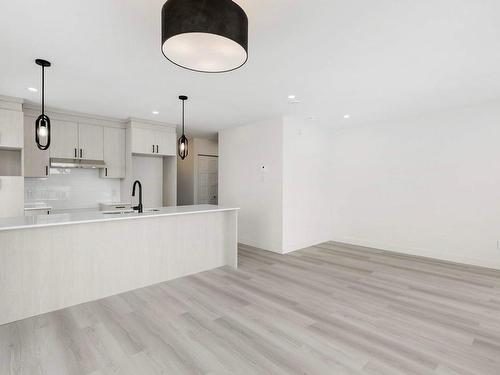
[101,127,125,179]
[24,115,50,177]
[130,123,176,156]
[50,121,104,160]
[0,108,23,149]
[131,127,156,155]
[78,123,103,160]
[156,130,176,156]
[50,120,79,159]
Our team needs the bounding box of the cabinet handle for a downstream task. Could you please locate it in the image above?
[152,145,155,153]
[80,149,83,158]
[45,166,49,176]
[105,167,108,177]
[74,148,77,158]
[156,145,159,154]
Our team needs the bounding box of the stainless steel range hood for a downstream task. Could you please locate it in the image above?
[50,158,106,169]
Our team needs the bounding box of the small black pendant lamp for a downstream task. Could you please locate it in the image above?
[161,0,248,73]
[178,95,189,160]
[34,59,51,150]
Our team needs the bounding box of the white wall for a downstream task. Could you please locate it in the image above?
[219,118,284,252]
[177,137,218,205]
[220,104,500,269]
[282,117,333,253]
[330,102,500,269]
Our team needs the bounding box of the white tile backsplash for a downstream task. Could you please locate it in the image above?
[25,168,121,210]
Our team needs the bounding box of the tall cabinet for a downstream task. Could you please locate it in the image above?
[122,120,177,208]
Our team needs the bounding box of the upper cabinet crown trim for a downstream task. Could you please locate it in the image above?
[0,96,23,112]
[128,120,176,132]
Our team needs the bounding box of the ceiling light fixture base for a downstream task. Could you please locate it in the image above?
[35,59,51,68]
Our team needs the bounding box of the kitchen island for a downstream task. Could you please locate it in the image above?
[0,205,238,325]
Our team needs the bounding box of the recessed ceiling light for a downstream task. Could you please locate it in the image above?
[152,111,159,115]
[343,114,350,119]
[288,95,296,100]
[28,87,38,92]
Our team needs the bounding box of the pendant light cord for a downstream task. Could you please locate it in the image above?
[41,66,45,116]
[182,98,185,135]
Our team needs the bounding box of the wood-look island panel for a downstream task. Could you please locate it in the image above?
[0,208,237,325]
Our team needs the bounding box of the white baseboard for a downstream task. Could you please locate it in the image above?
[238,237,283,254]
[331,236,500,270]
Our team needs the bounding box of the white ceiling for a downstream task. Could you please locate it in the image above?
[1,0,500,136]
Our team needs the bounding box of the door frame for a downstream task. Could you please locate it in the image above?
[195,154,218,205]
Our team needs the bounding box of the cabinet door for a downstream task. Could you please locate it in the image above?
[0,176,23,218]
[0,109,23,149]
[78,123,104,160]
[155,130,177,156]
[101,127,126,179]
[24,116,50,177]
[50,120,79,159]
[131,127,155,155]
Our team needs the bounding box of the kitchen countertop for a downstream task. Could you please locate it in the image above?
[0,205,239,232]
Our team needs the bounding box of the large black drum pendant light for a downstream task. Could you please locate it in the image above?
[178,96,189,160]
[34,59,51,150]
[161,0,248,73]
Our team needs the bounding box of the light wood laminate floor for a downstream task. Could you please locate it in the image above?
[1,241,500,375]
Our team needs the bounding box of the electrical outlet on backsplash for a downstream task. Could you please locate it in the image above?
[24,169,121,210]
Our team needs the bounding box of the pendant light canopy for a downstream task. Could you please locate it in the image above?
[178,95,189,160]
[34,59,51,150]
[161,0,248,73]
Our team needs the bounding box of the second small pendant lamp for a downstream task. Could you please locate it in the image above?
[178,95,189,160]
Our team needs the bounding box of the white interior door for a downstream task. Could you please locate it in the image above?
[197,155,218,205]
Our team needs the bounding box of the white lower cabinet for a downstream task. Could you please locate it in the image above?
[101,127,126,179]
[0,176,23,218]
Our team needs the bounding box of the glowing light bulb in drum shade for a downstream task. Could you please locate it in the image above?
[177,96,189,160]
[161,0,248,73]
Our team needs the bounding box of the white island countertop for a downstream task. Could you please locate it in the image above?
[0,205,239,232]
